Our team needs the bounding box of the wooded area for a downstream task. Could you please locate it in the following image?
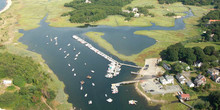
[0,52,56,109]
[160,43,219,67]
[200,10,220,42]
[63,0,134,23]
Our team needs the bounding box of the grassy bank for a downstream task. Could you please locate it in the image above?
[85,32,138,62]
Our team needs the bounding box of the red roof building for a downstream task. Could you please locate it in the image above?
[179,94,190,100]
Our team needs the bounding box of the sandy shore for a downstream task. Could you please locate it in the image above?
[0,0,12,14]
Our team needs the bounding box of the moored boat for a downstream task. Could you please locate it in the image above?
[80,80,85,85]
[106,98,113,103]
[128,100,137,105]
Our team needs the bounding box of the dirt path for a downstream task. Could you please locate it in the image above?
[41,96,53,110]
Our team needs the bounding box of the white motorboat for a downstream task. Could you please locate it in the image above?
[67,43,71,46]
[105,94,107,97]
[68,64,71,66]
[88,100,92,105]
[59,48,62,50]
[74,58,77,60]
[73,47,76,51]
[73,73,76,76]
[84,94,88,97]
[64,51,66,53]
[91,70,95,73]
[72,68,75,71]
[80,86,83,90]
[92,83,95,86]
[106,98,113,103]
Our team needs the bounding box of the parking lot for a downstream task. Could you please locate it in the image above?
[140,79,182,95]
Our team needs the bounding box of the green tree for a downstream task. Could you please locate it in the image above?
[172,63,182,73]
[203,46,215,55]
[193,99,210,110]
[0,92,18,108]
[209,91,220,110]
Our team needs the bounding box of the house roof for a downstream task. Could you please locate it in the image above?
[186,81,194,85]
[165,75,173,80]
[180,94,190,98]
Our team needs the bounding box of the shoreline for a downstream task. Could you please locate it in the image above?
[0,0,12,14]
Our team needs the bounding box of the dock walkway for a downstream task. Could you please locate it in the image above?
[72,35,142,69]
[112,80,141,86]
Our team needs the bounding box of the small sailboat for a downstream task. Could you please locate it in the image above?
[59,48,62,50]
[91,70,95,73]
[66,53,70,56]
[72,68,75,71]
[106,98,113,103]
[68,64,71,66]
[84,94,88,97]
[50,38,53,42]
[80,85,83,90]
[74,57,77,60]
[64,51,66,53]
[92,83,95,86]
[84,63,87,65]
[105,94,107,97]
[64,56,67,59]
[88,100,92,105]
[67,43,71,46]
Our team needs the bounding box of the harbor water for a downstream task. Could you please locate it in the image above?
[19,10,193,110]
[0,0,7,11]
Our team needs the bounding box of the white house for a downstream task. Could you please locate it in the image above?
[159,76,167,85]
[85,0,91,3]
[186,81,194,88]
[194,61,202,67]
[176,74,186,84]
[165,75,174,84]
[134,13,140,17]
[159,75,174,85]
[2,80,12,86]
[132,8,138,13]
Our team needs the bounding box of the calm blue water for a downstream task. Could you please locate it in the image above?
[0,0,7,11]
[19,11,193,110]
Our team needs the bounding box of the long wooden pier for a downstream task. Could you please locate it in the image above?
[72,35,142,69]
[120,63,142,68]
[112,80,141,86]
